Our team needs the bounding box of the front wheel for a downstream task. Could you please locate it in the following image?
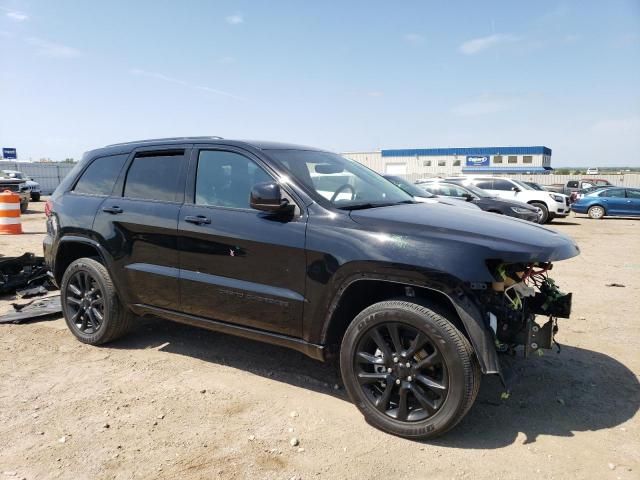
[61,257,134,345]
[530,202,549,224]
[340,300,480,440]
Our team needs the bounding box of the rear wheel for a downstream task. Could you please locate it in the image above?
[31,193,41,201]
[530,202,548,224]
[340,300,480,439]
[61,258,134,344]
[588,205,605,219]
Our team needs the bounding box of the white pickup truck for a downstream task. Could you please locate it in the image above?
[446,176,570,223]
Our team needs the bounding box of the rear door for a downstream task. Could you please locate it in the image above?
[92,147,189,310]
[177,146,307,337]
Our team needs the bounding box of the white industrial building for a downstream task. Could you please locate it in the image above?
[342,146,553,176]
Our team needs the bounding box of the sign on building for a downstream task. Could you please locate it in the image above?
[466,155,489,167]
[2,148,17,160]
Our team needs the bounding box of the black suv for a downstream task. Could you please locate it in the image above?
[44,138,579,439]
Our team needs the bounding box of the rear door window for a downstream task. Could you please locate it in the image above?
[73,154,128,196]
[124,151,186,202]
[600,189,625,198]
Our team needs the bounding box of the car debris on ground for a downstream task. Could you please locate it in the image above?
[0,252,60,324]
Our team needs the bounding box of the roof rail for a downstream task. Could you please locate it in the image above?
[105,136,224,147]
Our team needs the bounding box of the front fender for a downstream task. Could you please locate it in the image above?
[316,269,501,376]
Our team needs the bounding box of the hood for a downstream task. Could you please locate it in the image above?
[349,202,579,264]
[414,196,480,210]
[478,196,538,211]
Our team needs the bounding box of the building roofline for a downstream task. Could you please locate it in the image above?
[381,146,552,157]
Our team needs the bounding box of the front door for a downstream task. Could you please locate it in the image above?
[178,147,307,337]
[623,189,640,216]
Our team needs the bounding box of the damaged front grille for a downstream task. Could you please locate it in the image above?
[483,261,572,356]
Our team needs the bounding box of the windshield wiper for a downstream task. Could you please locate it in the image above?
[338,200,416,211]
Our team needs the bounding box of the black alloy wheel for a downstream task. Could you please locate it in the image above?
[65,270,105,334]
[61,257,134,345]
[355,322,448,422]
[340,300,480,439]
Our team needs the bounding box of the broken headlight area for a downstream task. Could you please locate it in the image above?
[482,261,572,357]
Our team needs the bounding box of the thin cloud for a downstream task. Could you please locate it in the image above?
[459,33,518,55]
[365,91,384,98]
[130,68,246,101]
[0,6,28,21]
[452,94,519,116]
[225,13,243,25]
[403,33,425,45]
[26,37,81,58]
[591,116,640,136]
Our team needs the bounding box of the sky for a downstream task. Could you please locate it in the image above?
[0,1,639,167]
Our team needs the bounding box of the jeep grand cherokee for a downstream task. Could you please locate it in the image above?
[43,137,579,439]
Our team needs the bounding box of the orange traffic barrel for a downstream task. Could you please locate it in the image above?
[0,190,23,234]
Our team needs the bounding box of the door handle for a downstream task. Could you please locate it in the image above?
[185,215,211,225]
[102,206,123,214]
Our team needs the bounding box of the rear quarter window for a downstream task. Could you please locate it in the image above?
[73,154,128,195]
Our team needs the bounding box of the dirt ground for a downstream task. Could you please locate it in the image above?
[1,201,638,480]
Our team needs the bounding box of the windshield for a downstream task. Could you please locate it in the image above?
[267,150,414,209]
[2,171,24,179]
[511,179,534,190]
[526,182,545,191]
[457,182,492,198]
[384,175,435,198]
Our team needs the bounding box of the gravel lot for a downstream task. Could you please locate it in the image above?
[1,200,638,479]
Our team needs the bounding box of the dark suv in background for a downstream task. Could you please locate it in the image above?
[44,137,579,439]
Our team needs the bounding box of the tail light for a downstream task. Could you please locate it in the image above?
[44,199,53,217]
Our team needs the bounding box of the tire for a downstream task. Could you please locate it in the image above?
[530,202,549,224]
[32,193,41,201]
[588,205,605,219]
[340,300,481,440]
[61,257,134,345]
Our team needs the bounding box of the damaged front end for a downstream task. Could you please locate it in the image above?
[483,261,572,358]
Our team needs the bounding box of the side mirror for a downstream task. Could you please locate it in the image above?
[512,186,521,192]
[463,193,474,202]
[250,182,295,215]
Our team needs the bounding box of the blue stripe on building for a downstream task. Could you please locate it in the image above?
[461,166,552,173]
[381,146,552,157]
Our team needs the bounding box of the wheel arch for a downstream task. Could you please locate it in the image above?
[320,277,500,376]
[54,236,111,285]
[587,203,607,214]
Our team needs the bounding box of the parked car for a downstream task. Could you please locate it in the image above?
[44,138,579,439]
[586,168,599,175]
[1,169,42,201]
[0,177,30,212]
[382,175,481,211]
[571,187,640,219]
[545,178,612,203]
[417,180,540,222]
[573,185,611,202]
[445,176,570,224]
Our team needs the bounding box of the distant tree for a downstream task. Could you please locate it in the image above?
[63,158,76,163]
[554,168,570,175]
